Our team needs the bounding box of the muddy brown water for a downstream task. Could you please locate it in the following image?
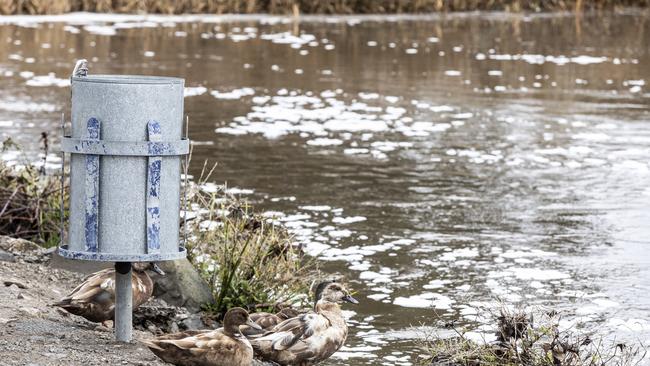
[0,11,649,365]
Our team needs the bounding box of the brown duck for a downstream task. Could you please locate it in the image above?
[142,307,262,366]
[53,262,164,325]
[241,308,302,337]
[248,281,358,366]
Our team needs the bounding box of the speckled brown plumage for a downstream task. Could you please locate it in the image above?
[142,307,259,366]
[248,282,358,366]
[53,262,159,324]
[242,308,301,336]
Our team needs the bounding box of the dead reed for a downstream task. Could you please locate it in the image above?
[420,304,647,366]
[0,137,67,248]
[1,0,648,15]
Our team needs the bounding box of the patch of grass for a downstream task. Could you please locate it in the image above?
[181,163,316,318]
[0,138,68,248]
[420,305,646,366]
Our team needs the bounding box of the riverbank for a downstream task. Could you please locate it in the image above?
[0,138,315,320]
[1,0,649,15]
[0,242,168,365]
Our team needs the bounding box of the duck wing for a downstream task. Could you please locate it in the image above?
[55,268,114,305]
[144,329,252,366]
[242,312,282,336]
[253,312,329,351]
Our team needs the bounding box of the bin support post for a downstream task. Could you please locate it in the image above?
[115,262,132,342]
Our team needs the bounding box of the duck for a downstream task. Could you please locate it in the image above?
[53,262,164,325]
[247,281,358,365]
[142,307,262,366]
[241,307,302,337]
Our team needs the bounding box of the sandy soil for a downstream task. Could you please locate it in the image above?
[0,260,167,366]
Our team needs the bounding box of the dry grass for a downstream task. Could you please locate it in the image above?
[421,305,647,366]
[0,0,648,15]
[0,137,67,248]
[181,162,316,319]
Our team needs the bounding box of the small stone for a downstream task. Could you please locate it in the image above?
[169,322,179,333]
[0,249,15,262]
[95,325,110,332]
[18,307,41,317]
[17,292,25,299]
[3,279,28,289]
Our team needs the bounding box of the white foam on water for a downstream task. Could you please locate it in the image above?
[358,92,379,100]
[328,229,353,238]
[210,87,255,100]
[439,248,479,261]
[299,205,331,211]
[331,351,377,360]
[260,31,316,46]
[429,105,455,112]
[393,293,454,309]
[367,293,390,301]
[489,53,608,65]
[507,268,571,281]
[332,216,366,224]
[184,86,207,97]
[84,25,117,36]
[306,137,343,146]
[25,73,70,87]
[370,141,413,152]
[359,270,392,283]
[500,249,556,259]
[423,279,451,289]
[302,241,331,256]
[224,187,254,195]
[344,148,370,155]
[0,99,57,113]
[63,25,80,33]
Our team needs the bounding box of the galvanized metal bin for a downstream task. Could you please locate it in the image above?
[59,74,188,262]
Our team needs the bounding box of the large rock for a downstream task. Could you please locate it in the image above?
[0,235,42,253]
[0,235,50,263]
[150,259,214,313]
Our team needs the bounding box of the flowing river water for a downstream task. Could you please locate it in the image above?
[0,10,649,365]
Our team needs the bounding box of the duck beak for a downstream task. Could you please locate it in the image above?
[342,295,359,304]
[151,263,165,276]
[246,318,263,330]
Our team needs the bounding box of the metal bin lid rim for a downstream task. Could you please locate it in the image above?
[71,74,184,85]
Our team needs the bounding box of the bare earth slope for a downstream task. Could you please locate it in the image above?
[0,260,167,366]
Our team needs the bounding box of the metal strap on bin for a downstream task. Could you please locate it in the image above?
[84,117,100,253]
[62,117,189,255]
[61,138,189,156]
[146,120,162,254]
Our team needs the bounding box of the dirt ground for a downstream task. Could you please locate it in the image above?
[0,260,168,366]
